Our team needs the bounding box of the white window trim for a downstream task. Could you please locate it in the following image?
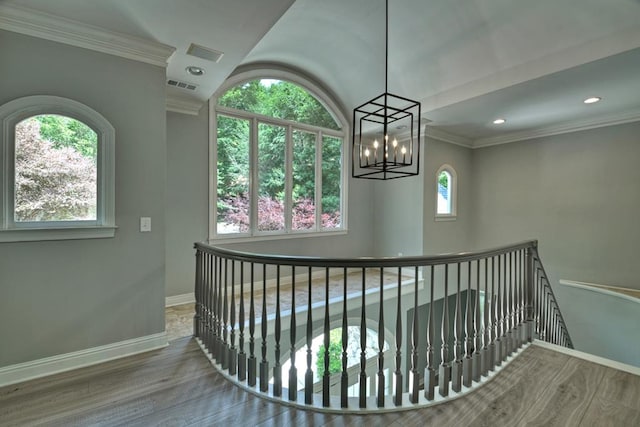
[0,95,116,242]
[435,163,457,221]
[209,67,349,242]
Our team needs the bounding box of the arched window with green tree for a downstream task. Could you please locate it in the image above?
[436,164,457,219]
[213,72,347,239]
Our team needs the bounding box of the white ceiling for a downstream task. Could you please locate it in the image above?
[3,0,640,146]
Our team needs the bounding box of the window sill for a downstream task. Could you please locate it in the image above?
[0,226,117,243]
[435,215,457,222]
[210,229,348,244]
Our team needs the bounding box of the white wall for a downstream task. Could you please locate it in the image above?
[0,30,167,367]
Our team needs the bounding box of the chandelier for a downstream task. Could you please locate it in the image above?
[352,0,421,180]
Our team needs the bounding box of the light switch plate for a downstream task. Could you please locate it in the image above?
[140,217,151,232]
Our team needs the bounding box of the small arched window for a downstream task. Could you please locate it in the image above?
[0,96,115,242]
[212,69,348,240]
[436,164,457,219]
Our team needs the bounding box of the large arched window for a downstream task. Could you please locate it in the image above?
[211,69,348,240]
[436,164,457,219]
[0,96,115,242]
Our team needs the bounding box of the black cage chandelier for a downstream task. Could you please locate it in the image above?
[352,0,421,180]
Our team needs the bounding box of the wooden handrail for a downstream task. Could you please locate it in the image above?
[194,239,538,267]
[193,239,572,412]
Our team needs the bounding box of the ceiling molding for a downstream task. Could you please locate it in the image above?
[424,126,473,148]
[0,4,175,68]
[166,97,203,116]
[473,108,640,148]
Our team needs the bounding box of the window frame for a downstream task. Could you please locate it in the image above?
[0,95,116,242]
[435,164,457,221]
[210,68,349,242]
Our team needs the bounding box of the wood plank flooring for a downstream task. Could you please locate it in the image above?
[1,336,638,426]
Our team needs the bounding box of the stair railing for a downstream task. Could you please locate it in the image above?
[193,239,571,412]
[531,247,573,348]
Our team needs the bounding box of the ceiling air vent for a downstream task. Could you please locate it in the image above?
[187,43,224,63]
[167,79,197,91]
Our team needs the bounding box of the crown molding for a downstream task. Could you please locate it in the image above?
[424,126,473,148]
[0,4,175,68]
[166,96,204,116]
[473,108,640,148]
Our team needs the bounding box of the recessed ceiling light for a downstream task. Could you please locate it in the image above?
[583,97,601,104]
[186,65,205,76]
[493,118,506,125]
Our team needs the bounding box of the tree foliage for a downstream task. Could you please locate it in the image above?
[438,171,449,189]
[216,79,342,232]
[221,196,340,232]
[36,114,97,160]
[218,79,339,130]
[316,328,343,378]
[14,117,97,221]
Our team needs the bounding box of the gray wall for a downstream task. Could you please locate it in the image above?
[559,286,639,366]
[371,148,424,257]
[166,108,209,297]
[423,137,474,255]
[470,121,640,360]
[369,135,474,258]
[471,122,640,290]
[2,26,634,372]
[0,30,166,367]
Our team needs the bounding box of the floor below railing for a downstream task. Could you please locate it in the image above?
[2,335,637,426]
[206,267,415,324]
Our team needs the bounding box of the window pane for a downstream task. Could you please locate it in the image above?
[258,122,286,232]
[437,171,451,214]
[217,115,250,234]
[218,79,340,130]
[292,130,316,231]
[321,136,342,229]
[14,115,97,222]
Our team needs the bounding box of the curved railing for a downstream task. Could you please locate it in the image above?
[193,239,571,412]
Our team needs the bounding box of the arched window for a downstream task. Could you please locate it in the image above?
[212,69,348,240]
[0,96,115,242]
[436,164,457,219]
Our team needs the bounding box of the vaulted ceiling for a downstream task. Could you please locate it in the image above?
[2,0,640,147]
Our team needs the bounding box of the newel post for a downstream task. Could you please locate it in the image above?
[525,244,535,343]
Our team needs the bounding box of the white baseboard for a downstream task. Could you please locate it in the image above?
[0,332,168,387]
[533,340,640,376]
[166,292,196,307]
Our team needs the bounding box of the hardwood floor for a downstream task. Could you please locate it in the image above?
[165,303,196,342]
[1,333,638,426]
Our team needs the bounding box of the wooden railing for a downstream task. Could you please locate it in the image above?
[193,240,571,412]
[533,250,573,348]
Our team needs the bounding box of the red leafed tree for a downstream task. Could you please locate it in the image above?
[14,118,97,221]
[222,196,340,232]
